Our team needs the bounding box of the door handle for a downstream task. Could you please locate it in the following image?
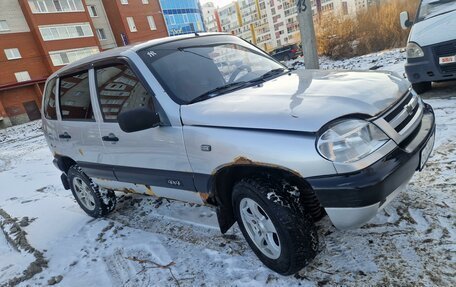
[59,132,71,139]
[102,133,119,142]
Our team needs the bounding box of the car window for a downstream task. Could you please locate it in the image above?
[95,64,155,121]
[59,71,94,121]
[140,41,283,104]
[43,78,57,120]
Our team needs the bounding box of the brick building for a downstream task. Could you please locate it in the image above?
[0,0,171,128]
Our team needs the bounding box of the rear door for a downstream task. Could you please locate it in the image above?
[57,69,106,169]
[91,60,201,203]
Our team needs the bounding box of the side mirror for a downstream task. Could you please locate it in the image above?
[400,11,412,30]
[117,107,160,133]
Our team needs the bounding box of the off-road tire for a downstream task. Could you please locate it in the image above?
[232,176,319,275]
[67,165,116,218]
[412,82,431,94]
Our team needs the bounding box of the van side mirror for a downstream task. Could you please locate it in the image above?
[117,107,160,133]
[400,11,412,30]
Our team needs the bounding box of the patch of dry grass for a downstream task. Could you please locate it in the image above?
[316,0,420,59]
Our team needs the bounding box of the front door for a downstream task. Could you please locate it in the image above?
[91,62,200,203]
[23,101,41,121]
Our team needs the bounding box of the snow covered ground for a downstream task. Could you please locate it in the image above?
[1,51,455,286]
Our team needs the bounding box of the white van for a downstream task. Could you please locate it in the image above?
[400,0,456,93]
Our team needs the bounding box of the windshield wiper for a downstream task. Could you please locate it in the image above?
[248,68,287,83]
[188,81,249,104]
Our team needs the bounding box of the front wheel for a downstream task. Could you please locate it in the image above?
[68,165,116,218]
[232,177,319,275]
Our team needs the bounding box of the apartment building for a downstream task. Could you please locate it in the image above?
[0,0,202,129]
[102,0,167,46]
[201,1,221,32]
[202,0,378,53]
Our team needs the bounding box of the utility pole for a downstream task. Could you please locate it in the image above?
[296,0,320,69]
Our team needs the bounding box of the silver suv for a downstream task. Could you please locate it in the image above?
[42,33,436,275]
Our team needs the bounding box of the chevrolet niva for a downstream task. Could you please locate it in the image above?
[42,33,435,275]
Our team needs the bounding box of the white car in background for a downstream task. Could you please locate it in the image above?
[400,0,456,93]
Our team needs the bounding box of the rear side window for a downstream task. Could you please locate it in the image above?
[95,64,155,121]
[59,71,94,121]
[43,78,57,120]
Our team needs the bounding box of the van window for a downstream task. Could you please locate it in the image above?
[59,71,94,121]
[95,64,155,121]
[43,78,57,120]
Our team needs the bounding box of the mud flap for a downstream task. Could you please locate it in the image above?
[61,173,70,190]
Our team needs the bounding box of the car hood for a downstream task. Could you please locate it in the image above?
[181,69,410,133]
[409,10,456,47]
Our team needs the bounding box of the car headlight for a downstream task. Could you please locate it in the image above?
[317,119,389,163]
[406,42,424,58]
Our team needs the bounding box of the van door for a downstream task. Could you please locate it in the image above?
[57,70,108,175]
[90,61,201,203]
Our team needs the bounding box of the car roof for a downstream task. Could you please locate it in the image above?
[50,32,230,78]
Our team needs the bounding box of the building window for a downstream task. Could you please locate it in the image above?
[28,0,85,14]
[59,71,94,121]
[96,28,107,40]
[168,15,176,25]
[4,48,22,60]
[49,47,99,66]
[142,0,149,4]
[120,0,128,5]
[182,14,189,23]
[147,16,156,30]
[87,5,98,17]
[15,71,31,82]
[0,20,9,31]
[126,17,137,32]
[39,23,93,41]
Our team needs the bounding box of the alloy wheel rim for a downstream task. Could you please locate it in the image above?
[239,198,281,259]
[73,177,96,211]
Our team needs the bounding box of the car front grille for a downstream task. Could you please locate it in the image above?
[433,40,456,74]
[375,90,424,145]
[383,91,420,133]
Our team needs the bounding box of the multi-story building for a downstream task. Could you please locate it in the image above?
[158,0,205,36]
[102,0,167,46]
[201,1,221,32]
[0,0,204,129]
[202,0,378,53]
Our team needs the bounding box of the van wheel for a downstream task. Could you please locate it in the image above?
[412,82,431,94]
[67,165,116,218]
[232,176,319,275]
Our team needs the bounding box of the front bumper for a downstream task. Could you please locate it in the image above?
[307,105,436,229]
[405,45,456,84]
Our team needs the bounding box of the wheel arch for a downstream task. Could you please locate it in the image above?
[210,161,323,234]
[53,154,77,174]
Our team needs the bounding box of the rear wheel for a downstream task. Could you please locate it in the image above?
[412,82,431,94]
[68,165,116,218]
[232,176,319,275]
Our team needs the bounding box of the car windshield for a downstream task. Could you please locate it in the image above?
[417,0,456,21]
[138,36,284,104]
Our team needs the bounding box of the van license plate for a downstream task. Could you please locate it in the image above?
[420,133,435,170]
[439,56,456,65]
